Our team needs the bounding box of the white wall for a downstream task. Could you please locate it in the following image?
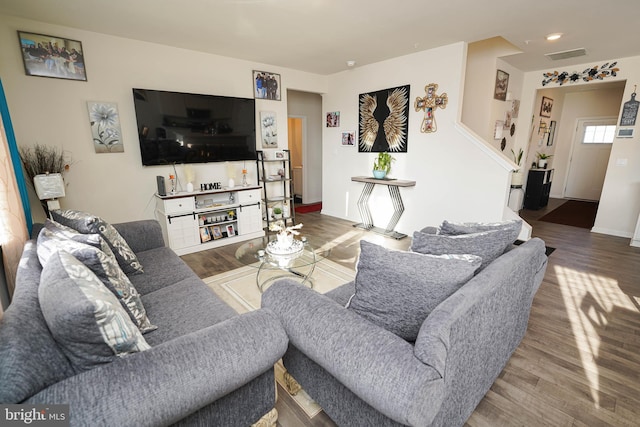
[322,43,514,235]
[0,14,327,224]
[516,57,640,239]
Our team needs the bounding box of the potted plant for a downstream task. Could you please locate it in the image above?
[372,152,395,179]
[272,206,283,219]
[536,152,552,169]
[511,148,524,186]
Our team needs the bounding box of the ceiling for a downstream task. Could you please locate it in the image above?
[2,0,639,75]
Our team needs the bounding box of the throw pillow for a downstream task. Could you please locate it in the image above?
[346,240,481,341]
[410,229,517,270]
[51,209,144,275]
[37,227,157,333]
[439,219,522,237]
[38,219,117,263]
[39,251,150,373]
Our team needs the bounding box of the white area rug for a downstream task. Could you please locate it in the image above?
[203,258,355,419]
[204,258,355,313]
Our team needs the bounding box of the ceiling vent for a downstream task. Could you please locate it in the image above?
[545,48,587,61]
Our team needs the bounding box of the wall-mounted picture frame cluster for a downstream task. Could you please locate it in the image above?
[18,30,87,81]
[253,70,281,101]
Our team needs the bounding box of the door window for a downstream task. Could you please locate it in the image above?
[582,125,616,144]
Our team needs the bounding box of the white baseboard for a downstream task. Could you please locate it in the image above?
[591,227,633,238]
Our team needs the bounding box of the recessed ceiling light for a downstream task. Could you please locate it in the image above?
[346,60,356,67]
[546,33,563,41]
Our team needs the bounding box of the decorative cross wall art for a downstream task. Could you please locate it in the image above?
[414,83,448,133]
[358,85,410,152]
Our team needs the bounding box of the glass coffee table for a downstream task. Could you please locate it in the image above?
[235,236,331,292]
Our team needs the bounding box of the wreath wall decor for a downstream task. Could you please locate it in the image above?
[358,84,410,152]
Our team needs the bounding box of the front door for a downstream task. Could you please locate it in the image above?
[564,118,615,201]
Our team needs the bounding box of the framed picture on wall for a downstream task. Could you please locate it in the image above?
[260,111,278,148]
[540,96,553,117]
[17,31,87,81]
[326,111,340,127]
[342,131,356,146]
[253,70,281,101]
[494,69,509,101]
[546,120,557,146]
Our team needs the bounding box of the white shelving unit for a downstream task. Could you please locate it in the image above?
[155,186,264,255]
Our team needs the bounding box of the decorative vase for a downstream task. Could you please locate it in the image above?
[511,172,524,187]
[228,178,235,189]
[186,182,194,192]
[277,232,294,248]
[372,170,387,179]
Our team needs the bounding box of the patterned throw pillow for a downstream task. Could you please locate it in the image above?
[346,240,481,341]
[439,219,522,237]
[51,209,144,275]
[38,219,117,262]
[38,251,150,373]
[411,222,521,270]
[37,227,157,333]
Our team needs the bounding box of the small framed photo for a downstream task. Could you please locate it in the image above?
[274,150,285,159]
[540,96,553,118]
[342,131,355,146]
[211,226,223,240]
[326,111,340,127]
[494,69,509,101]
[226,224,236,237]
[253,70,281,101]
[18,31,87,81]
[199,227,211,243]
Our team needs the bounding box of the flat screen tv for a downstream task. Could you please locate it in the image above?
[132,88,257,166]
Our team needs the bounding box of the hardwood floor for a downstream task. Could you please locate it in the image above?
[181,202,640,426]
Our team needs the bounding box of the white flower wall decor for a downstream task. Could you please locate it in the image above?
[87,101,124,153]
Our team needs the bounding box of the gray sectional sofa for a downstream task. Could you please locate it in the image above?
[0,218,288,426]
[263,228,548,426]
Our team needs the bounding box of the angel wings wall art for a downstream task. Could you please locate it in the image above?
[358,84,410,153]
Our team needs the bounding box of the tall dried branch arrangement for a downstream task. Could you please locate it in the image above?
[18,144,71,188]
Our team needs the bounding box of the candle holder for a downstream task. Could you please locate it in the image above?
[241,169,249,186]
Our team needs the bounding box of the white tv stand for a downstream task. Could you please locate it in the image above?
[155,186,264,255]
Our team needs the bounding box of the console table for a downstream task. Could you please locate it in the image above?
[351,176,416,239]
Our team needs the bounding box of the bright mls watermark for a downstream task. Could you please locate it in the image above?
[1,405,69,426]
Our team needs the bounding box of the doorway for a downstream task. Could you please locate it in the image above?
[564,117,616,201]
[288,117,304,202]
[286,90,323,206]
